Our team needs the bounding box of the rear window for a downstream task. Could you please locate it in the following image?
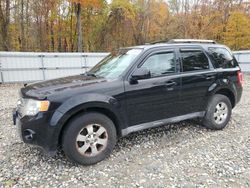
[180,50,209,72]
[208,47,237,68]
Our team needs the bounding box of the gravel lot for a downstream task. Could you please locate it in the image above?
[0,75,250,188]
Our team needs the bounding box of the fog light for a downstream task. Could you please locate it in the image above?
[24,129,36,141]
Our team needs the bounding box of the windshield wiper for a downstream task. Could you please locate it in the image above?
[85,72,97,77]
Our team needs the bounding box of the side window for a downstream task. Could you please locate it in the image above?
[180,50,209,72]
[208,47,237,68]
[141,52,176,77]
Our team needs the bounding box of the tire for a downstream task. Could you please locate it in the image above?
[62,112,117,165]
[202,94,232,130]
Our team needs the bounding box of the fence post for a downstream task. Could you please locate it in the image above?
[39,54,46,80]
[84,54,87,73]
[81,53,87,74]
[0,59,3,83]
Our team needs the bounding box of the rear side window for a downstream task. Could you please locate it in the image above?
[180,50,209,72]
[208,47,237,68]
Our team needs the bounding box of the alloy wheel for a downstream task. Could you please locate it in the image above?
[214,102,228,124]
[76,124,108,157]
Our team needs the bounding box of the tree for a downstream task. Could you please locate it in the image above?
[0,0,249,51]
[75,2,83,52]
[71,0,104,52]
[0,0,10,50]
[224,11,250,50]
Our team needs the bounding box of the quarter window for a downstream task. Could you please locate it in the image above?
[208,47,237,68]
[141,52,176,77]
[180,50,209,72]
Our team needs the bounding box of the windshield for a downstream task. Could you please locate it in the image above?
[88,48,142,79]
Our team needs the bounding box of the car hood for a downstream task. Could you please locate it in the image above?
[21,75,107,99]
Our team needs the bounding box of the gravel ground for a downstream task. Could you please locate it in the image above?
[0,75,250,188]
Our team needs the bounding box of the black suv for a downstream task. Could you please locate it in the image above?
[13,39,243,165]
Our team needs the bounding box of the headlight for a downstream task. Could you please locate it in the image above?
[23,99,50,116]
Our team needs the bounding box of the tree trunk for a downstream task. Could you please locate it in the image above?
[25,0,29,51]
[20,0,25,51]
[58,17,62,52]
[70,2,74,51]
[64,37,68,52]
[50,20,55,51]
[0,0,10,51]
[75,3,83,52]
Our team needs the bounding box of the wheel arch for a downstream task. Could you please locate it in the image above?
[49,93,125,148]
[57,104,124,147]
[215,88,236,108]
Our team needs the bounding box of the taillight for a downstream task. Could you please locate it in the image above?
[237,71,243,86]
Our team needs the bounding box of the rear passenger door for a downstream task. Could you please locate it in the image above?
[178,47,217,114]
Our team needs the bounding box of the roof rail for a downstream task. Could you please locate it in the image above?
[145,40,168,45]
[168,39,217,44]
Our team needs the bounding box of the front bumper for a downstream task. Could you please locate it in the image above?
[13,109,59,156]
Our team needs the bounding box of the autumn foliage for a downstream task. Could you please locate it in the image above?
[0,0,249,52]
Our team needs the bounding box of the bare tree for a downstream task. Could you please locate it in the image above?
[0,0,10,50]
[75,2,83,52]
[20,0,26,51]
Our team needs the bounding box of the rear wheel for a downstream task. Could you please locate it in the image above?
[62,112,117,165]
[202,94,232,130]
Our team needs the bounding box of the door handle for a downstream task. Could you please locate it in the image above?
[206,76,215,80]
[165,81,177,87]
[152,80,177,87]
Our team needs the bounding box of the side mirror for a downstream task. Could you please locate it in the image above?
[130,67,151,83]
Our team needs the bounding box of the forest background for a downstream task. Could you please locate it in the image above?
[0,0,249,52]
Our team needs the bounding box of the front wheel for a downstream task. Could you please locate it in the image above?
[62,112,117,165]
[202,94,232,130]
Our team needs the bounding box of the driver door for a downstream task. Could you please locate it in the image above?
[124,49,182,126]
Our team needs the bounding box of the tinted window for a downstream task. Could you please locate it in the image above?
[180,50,209,72]
[141,52,175,77]
[208,47,237,68]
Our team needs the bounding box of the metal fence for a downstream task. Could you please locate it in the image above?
[233,51,250,72]
[0,50,249,83]
[0,52,109,83]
